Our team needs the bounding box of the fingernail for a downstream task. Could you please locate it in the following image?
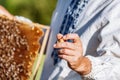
[63,36,66,39]
[53,44,56,47]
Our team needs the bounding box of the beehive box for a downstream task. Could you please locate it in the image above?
[0,15,50,80]
[30,24,50,80]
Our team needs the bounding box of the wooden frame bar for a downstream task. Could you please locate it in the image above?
[30,24,50,80]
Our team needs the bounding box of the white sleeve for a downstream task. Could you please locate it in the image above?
[15,16,33,24]
[82,1,120,80]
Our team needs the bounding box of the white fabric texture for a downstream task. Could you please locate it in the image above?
[41,0,120,80]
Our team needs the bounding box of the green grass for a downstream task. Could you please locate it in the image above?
[35,55,45,80]
[29,54,45,80]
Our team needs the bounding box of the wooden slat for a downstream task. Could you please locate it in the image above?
[30,24,50,80]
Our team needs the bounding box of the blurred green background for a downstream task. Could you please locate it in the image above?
[0,0,57,25]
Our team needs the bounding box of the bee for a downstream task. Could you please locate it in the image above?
[57,38,66,44]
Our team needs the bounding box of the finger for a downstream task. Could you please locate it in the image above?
[54,42,77,50]
[58,48,76,56]
[0,6,13,19]
[63,33,81,43]
[58,54,74,62]
[57,33,63,40]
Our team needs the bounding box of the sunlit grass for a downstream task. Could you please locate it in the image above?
[35,54,45,80]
